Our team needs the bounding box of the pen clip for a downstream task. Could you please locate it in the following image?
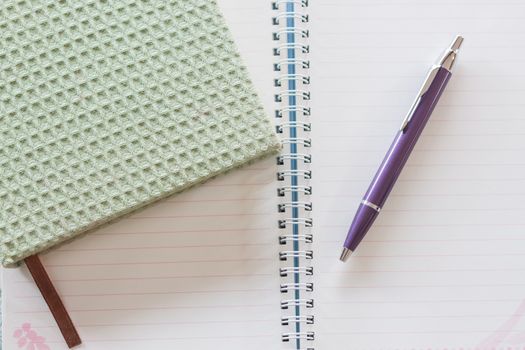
[400,35,463,132]
[399,65,440,132]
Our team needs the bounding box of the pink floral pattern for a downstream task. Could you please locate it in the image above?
[13,323,50,350]
[477,300,525,349]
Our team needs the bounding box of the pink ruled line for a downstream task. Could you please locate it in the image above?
[311,163,525,167]
[55,242,274,252]
[42,257,274,267]
[321,298,524,305]
[320,283,525,289]
[316,147,525,151]
[319,118,525,123]
[14,303,275,313]
[126,212,273,219]
[32,318,276,328]
[165,197,271,202]
[318,133,525,139]
[322,314,521,320]
[90,227,273,235]
[319,238,525,243]
[202,182,273,187]
[321,329,525,335]
[319,178,525,183]
[320,193,525,197]
[317,149,525,155]
[15,288,274,298]
[13,272,274,283]
[320,223,525,228]
[320,268,525,274]
[319,208,525,213]
[318,253,525,258]
[41,333,278,343]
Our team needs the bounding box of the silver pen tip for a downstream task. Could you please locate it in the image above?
[439,35,464,71]
[339,247,352,262]
[450,35,464,52]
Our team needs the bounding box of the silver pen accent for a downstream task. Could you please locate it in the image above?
[361,199,381,212]
[340,247,352,262]
[400,35,464,132]
[439,35,464,71]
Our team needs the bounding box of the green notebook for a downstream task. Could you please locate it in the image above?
[0,0,280,266]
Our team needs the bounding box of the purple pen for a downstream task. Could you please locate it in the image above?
[340,35,464,262]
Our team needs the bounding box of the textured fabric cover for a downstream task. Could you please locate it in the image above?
[0,0,280,266]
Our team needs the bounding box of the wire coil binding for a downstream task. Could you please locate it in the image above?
[281,315,314,325]
[273,0,312,346]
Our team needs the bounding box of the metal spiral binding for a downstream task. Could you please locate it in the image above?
[272,0,313,349]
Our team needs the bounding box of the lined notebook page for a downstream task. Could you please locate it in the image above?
[310,0,525,349]
[2,1,286,349]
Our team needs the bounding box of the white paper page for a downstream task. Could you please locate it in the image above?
[310,0,525,349]
[2,1,286,349]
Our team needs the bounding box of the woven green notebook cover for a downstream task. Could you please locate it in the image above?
[0,0,280,266]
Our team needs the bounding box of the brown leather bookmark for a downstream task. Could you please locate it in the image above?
[24,255,82,348]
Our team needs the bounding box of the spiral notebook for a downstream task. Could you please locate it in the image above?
[4,0,525,349]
